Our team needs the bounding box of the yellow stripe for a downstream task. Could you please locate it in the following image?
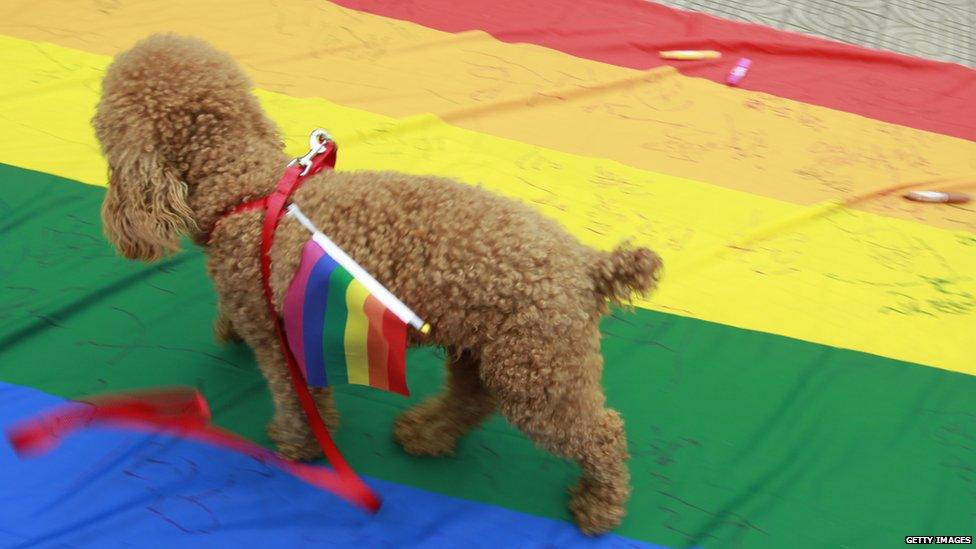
[0,36,972,376]
[1,1,974,232]
[0,39,106,187]
[343,280,372,386]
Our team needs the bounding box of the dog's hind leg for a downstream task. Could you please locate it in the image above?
[394,348,496,456]
[480,325,630,535]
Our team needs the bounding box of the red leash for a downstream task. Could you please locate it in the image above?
[253,133,380,510]
[7,131,381,512]
[6,388,375,501]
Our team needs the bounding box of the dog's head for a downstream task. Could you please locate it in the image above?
[93,34,280,260]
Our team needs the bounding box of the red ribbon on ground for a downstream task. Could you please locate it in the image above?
[5,387,374,503]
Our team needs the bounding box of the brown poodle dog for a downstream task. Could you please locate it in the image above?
[93,34,662,534]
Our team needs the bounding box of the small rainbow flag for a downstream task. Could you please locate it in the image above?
[281,205,429,396]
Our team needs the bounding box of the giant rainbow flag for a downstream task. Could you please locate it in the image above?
[0,1,973,547]
[283,205,424,396]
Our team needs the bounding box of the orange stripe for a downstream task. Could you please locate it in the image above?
[2,2,973,231]
[363,295,390,391]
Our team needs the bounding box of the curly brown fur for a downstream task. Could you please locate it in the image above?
[94,34,663,534]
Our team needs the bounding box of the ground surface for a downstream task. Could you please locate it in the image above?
[660,0,974,66]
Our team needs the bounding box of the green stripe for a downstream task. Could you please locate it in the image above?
[322,265,353,385]
[1,163,974,548]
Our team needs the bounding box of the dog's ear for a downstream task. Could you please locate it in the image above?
[101,150,196,261]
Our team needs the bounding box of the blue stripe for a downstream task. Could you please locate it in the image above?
[302,254,340,387]
[0,382,664,548]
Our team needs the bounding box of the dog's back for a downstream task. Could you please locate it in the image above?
[266,168,660,350]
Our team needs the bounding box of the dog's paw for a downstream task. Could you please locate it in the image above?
[393,401,460,457]
[267,420,321,462]
[276,440,322,462]
[568,477,628,535]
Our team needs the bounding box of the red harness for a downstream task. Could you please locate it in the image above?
[211,136,380,511]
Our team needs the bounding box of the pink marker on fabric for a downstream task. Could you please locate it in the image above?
[726,58,752,86]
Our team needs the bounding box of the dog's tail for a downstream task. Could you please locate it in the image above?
[589,244,663,304]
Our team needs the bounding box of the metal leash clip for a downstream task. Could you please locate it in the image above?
[288,129,334,176]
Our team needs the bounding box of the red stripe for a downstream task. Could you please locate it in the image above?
[333,0,976,141]
[363,295,390,391]
[382,308,409,396]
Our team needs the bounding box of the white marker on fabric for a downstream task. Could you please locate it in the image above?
[726,58,752,86]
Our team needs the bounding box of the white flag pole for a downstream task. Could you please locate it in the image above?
[286,204,431,334]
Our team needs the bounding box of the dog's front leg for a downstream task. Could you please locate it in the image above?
[250,337,340,461]
[206,232,338,461]
[213,307,242,344]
